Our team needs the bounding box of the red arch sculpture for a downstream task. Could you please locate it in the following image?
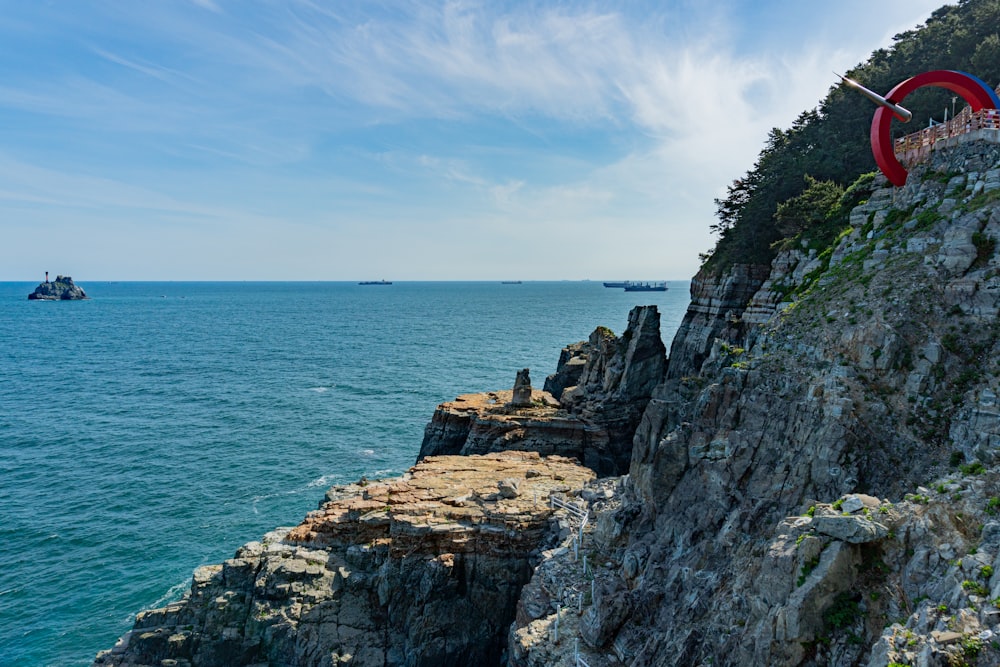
[871,70,1000,186]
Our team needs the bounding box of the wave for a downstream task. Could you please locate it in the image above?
[126,578,191,624]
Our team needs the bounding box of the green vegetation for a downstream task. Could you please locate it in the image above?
[961,188,1000,213]
[960,461,986,475]
[823,592,862,630]
[962,634,984,658]
[702,0,1000,275]
[973,231,996,268]
[962,579,989,596]
[798,556,821,587]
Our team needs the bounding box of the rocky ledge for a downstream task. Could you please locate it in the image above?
[95,452,594,667]
[28,275,87,300]
[416,388,595,468]
[419,305,666,477]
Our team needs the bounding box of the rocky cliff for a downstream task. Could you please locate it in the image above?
[419,305,665,477]
[28,275,87,300]
[509,139,1000,667]
[98,138,1000,667]
[95,452,594,667]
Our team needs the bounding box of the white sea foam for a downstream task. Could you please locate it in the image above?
[126,578,191,623]
[360,449,375,456]
[308,386,329,393]
[307,474,333,488]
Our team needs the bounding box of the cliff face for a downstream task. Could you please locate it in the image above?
[419,305,666,477]
[98,140,1000,667]
[95,452,594,667]
[511,140,1000,666]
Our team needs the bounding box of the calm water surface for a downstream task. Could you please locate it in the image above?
[0,280,690,666]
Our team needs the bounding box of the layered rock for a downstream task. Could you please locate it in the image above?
[419,306,666,477]
[663,263,770,381]
[415,389,601,468]
[28,275,87,300]
[511,141,1000,666]
[95,452,594,667]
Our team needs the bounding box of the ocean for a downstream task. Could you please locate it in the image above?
[0,280,690,666]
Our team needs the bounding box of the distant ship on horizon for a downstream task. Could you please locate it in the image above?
[623,281,667,292]
[359,280,392,285]
[603,281,668,292]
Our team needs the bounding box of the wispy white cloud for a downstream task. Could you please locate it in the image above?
[0,0,950,279]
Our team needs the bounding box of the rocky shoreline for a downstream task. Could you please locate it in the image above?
[98,139,1000,666]
[94,305,663,667]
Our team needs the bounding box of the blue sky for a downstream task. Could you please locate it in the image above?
[0,0,946,281]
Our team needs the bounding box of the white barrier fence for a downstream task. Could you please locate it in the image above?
[548,494,596,666]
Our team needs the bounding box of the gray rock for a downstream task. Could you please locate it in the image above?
[511,368,533,407]
[812,515,888,543]
[28,275,87,300]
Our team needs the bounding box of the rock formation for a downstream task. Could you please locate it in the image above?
[97,139,1000,667]
[512,369,533,407]
[509,139,1000,666]
[94,452,594,667]
[419,305,666,477]
[28,275,87,300]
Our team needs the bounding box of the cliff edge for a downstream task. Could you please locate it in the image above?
[510,139,1000,667]
[96,140,1000,667]
[418,305,665,477]
[95,452,594,667]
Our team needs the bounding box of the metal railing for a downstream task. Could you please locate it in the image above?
[547,494,599,666]
[894,107,1000,158]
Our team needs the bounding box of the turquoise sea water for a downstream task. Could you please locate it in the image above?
[0,280,690,666]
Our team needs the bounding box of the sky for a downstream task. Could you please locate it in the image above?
[0,0,949,281]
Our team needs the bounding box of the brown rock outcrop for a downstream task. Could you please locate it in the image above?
[419,305,666,477]
[416,389,602,470]
[95,452,594,667]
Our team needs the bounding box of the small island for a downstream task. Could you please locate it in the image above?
[28,273,88,300]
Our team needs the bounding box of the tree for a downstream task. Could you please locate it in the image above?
[773,176,844,238]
